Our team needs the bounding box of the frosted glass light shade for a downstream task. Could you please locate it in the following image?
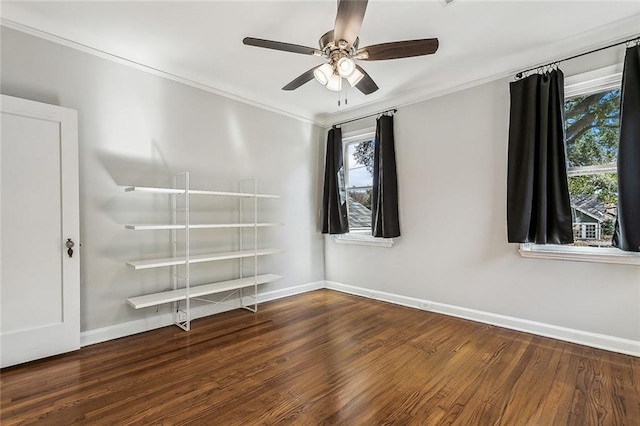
[347,68,365,87]
[314,64,333,86]
[337,57,356,77]
[326,74,343,91]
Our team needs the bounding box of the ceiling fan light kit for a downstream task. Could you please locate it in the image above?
[242,0,439,97]
[337,57,356,77]
[314,63,333,86]
[326,74,343,92]
[347,68,365,87]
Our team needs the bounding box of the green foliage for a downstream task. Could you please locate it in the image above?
[565,90,620,167]
[568,174,618,206]
[565,90,620,207]
[601,219,615,235]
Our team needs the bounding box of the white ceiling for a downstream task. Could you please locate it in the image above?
[2,1,639,125]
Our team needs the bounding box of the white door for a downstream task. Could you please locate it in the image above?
[1,95,80,368]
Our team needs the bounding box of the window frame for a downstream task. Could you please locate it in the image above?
[333,128,394,248]
[519,63,639,265]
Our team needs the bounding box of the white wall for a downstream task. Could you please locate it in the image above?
[325,75,639,342]
[1,27,325,332]
[2,25,638,348]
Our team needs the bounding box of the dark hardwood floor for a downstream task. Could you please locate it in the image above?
[1,289,639,425]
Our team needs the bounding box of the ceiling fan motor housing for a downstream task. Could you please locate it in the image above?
[319,30,359,56]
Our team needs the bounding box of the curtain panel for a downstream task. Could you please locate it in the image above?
[372,114,401,238]
[321,127,349,234]
[507,69,574,244]
[613,44,640,252]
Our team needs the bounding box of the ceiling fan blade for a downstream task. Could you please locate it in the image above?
[358,38,439,61]
[334,0,368,49]
[354,65,378,95]
[243,37,319,55]
[282,67,318,91]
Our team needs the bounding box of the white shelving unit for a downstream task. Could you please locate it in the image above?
[124,173,282,331]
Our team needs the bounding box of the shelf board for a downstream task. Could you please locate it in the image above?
[127,248,283,270]
[125,223,282,231]
[127,274,282,309]
[125,186,280,199]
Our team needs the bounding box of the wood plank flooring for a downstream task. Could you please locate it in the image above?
[1,289,639,425]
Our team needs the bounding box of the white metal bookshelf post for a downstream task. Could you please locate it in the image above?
[239,179,260,313]
[172,172,190,331]
[124,173,282,331]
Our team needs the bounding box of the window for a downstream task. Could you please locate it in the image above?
[566,86,619,247]
[345,133,374,231]
[334,129,393,247]
[520,64,639,265]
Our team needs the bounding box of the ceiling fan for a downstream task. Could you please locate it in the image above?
[243,0,439,95]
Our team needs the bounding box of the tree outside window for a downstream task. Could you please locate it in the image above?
[565,88,620,246]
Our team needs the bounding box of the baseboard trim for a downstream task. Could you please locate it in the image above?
[324,281,640,357]
[80,281,325,347]
[81,313,173,347]
[82,280,639,356]
[258,281,325,304]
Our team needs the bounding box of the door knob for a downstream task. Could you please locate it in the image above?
[66,238,75,258]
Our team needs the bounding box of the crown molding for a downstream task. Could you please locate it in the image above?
[0,18,319,127]
[2,13,638,130]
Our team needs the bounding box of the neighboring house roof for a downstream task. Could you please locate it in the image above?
[348,198,372,229]
[571,194,616,223]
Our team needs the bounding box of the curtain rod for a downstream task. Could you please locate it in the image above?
[515,35,640,79]
[332,109,397,128]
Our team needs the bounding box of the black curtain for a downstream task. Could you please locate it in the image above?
[321,127,349,234]
[613,45,640,252]
[507,69,574,244]
[372,114,401,238]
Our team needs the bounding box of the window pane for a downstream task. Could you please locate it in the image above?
[345,139,374,230]
[565,88,619,248]
[346,140,374,187]
[347,190,372,229]
[565,89,620,167]
[568,173,617,247]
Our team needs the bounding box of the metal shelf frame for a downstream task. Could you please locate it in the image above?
[124,173,281,331]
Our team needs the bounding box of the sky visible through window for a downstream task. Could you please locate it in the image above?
[346,142,373,188]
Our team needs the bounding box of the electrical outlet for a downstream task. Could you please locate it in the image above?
[419,301,431,311]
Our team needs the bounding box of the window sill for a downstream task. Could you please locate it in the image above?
[333,233,394,248]
[519,243,640,265]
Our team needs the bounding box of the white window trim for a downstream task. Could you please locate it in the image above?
[343,128,375,144]
[564,64,623,98]
[332,127,394,248]
[333,232,394,248]
[566,163,616,177]
[519,64,639,266]
[520,243,639,266]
